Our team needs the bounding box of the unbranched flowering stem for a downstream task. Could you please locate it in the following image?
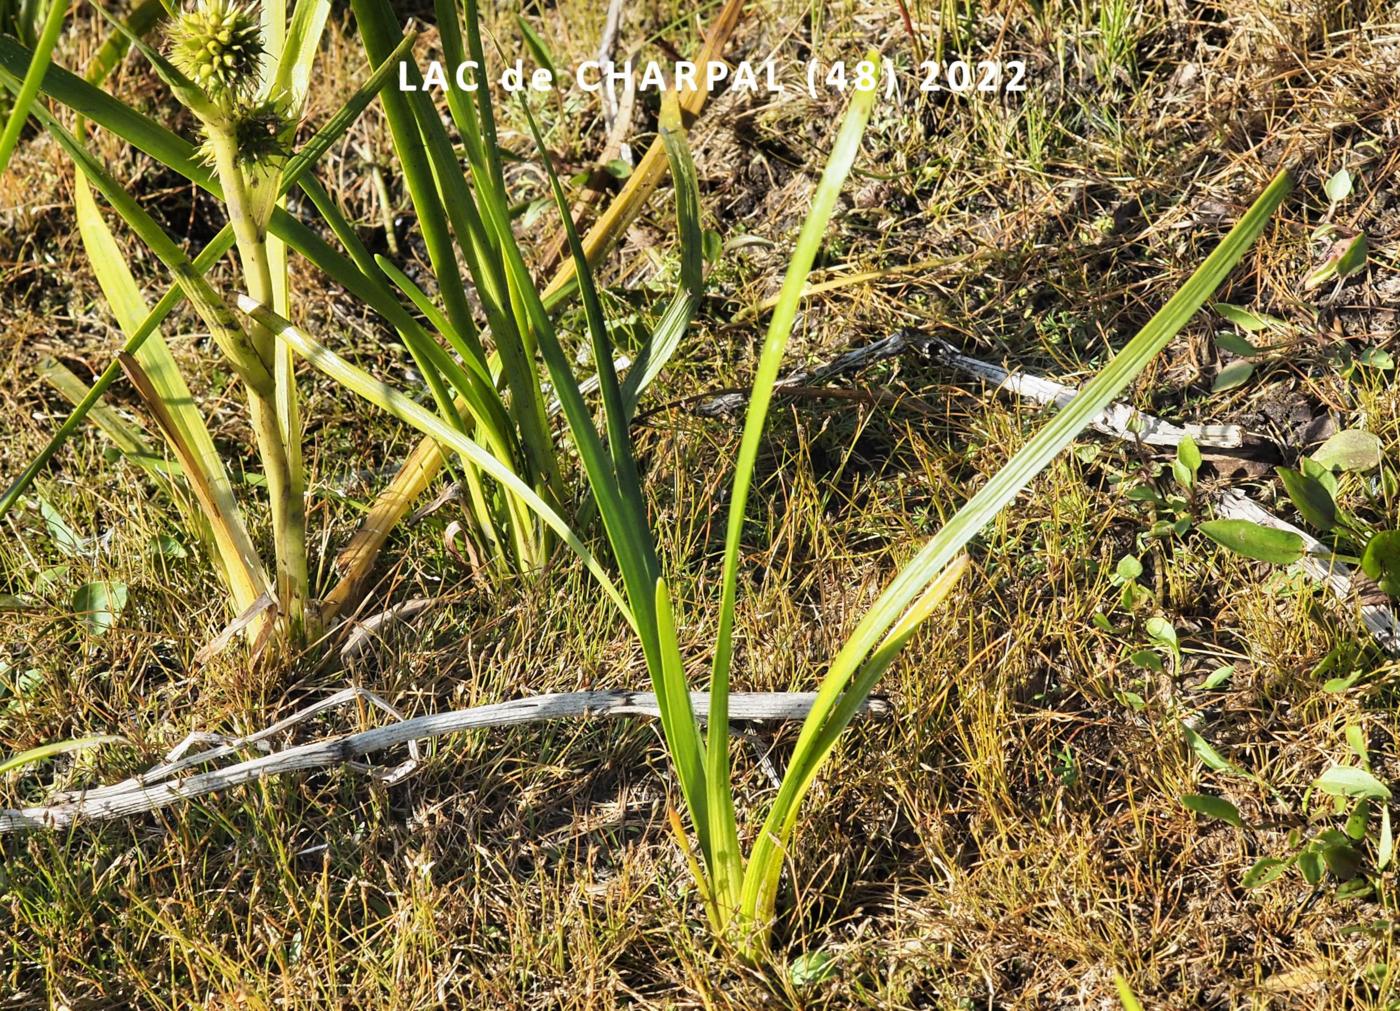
[205,126,309,636]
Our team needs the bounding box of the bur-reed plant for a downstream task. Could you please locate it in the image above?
[245,54,1294,950]
[1,0,700,642]
[0,0,363,640]
[337,0,703,586]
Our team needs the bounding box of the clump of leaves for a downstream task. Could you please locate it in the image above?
[1200,429,1400,595]
[1210,302,1289,392]
[1183,724,1392,902]
[1115,434,1203,547]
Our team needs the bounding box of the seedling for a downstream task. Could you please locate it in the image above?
[1201,432,1400,598]
[1185,729,1393,901]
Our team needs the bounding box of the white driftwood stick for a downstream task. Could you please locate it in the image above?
[50,686,422,804]
[925,337,1245,449]
[0,691,888,832]
[696,330,1245,450]
[1215,489,1400,655]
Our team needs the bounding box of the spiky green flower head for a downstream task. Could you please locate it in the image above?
[196,97,291,169]
[169,0,264,103]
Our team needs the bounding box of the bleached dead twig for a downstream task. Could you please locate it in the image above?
[0,690,888,832]
[697,328,933,417]
[48,687,424,806]
[923,336,1245,449]
[596,0,632,165]
[338,597,438,664]
[697,329,1245,449]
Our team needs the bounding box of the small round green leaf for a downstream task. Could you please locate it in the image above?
[1312,429,1382,472]
[1146,616,1178,650]
[1304,232,1368,289]
[1115,554,1143,583]
[1215,331,1259,357]
[1361,531,1400,596]
[790,951,838,987]
[1323,167,1353,206]
[1278,467,1337,531]
[71,581,128,637]
[1242,856,1291,889]
[1212,302,1281,332]
[1199,665,1235,690]
[1359,347,1395,370]
[1298,848,1323,885]
[1212,359,1255,392]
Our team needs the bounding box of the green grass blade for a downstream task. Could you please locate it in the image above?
[0,230,231,520]
[349,0,480,356]
[654,577,712,869]
[270,0,329,115]
[386,33,562,510]
[432,0,494,205]
[524,92,720,860]
[0,33,205,177]
[739,167,1295,931]
[461,0,504,194]
[355,5,560,562]
[38,359,173,479]
[34,104,272,393]
[0,735,127,777]
[473,120,712,827]
[620,93,704,416]
[0,26,419,324]
[80,0,163,88]
[521,98,649,561]
[703,69,878,916]
[0,0,66,173]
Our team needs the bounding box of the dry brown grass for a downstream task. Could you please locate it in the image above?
[3,0,1400,1007]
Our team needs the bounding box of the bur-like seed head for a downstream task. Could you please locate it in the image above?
[196,97,290,168]
[169,0,264,101]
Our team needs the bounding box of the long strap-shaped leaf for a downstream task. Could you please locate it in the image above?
[359,0,564,522]
[619,93,704,418]
[349,0,483,367]
[0,0,66,173]
[738,167,1296,931]
[0,31,428,348]
[521,94,718,855]
[74,175,272,613]
[695,68,879,915]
